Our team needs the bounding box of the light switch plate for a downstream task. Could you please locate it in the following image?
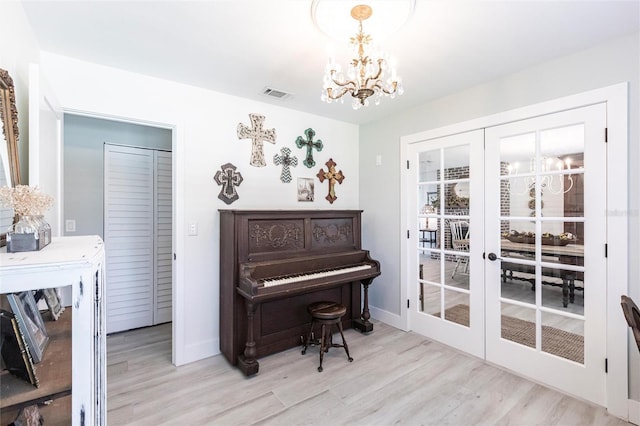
[65,219,76,232]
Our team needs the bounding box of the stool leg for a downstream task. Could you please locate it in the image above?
[318,324,327,372]
[302,319,316,355]
[336,321,353,362]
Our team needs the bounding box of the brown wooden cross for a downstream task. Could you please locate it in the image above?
[237,113,277,167]
[316,158,344,204]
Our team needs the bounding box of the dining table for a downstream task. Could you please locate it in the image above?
[499,238,584,308]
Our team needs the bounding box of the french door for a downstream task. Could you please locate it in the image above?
[408,129,485,358]
[484,104,607,405]
[408,104,607,405]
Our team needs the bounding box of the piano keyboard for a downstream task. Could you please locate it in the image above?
[261,264,373,288]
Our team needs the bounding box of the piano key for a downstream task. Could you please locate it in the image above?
[261,264,372,287]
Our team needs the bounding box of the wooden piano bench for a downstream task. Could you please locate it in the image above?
[301,301,353,372]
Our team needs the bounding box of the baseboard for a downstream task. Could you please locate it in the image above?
[175,338,220,366]
[629,398,640,426]
[369,305,407,331]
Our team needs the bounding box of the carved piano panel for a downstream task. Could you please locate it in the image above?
[219,210,379,376]
[247,220,305,254]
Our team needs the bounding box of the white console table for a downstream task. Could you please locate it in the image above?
[0,236,106,425]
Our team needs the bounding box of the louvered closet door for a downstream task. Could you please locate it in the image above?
[154,150,172,324]
[104,145,154,333]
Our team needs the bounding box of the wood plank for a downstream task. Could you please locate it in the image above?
[107,320,629,425]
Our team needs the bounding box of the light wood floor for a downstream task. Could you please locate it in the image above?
[107,322,629,425]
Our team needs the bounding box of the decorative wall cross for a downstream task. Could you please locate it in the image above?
[273,147,298,183]
[237,113,277,167]
[214,163,243,204]
[295,128,323,168]
[316,158,344,204]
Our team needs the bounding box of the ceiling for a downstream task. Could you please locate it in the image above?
[21,0,640,125]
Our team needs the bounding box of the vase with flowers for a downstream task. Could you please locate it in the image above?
[0,185,54,252]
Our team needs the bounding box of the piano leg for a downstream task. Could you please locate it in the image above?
[238,300,260,376]
[353,278,374,333]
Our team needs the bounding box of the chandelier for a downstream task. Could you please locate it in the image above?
[507,157,576,195]
[320,4,403,110]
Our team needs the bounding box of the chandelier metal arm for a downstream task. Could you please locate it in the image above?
[362,58,385,88]
[329,70,357,88]
[326,86,354,100]
[372,79,399,95]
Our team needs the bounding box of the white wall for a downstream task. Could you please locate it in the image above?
[0,2,40,183]
[39,52,360,365]
[359,32,639,400]
[64,114,173,238]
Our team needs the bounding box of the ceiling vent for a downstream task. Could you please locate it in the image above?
[262,87,292,100]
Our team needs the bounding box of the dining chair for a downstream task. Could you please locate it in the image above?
[621,295,640,353]
[449,220,470,278]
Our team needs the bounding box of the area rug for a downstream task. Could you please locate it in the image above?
[439,304,584,364]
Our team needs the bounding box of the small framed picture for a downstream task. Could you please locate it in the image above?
[297,178,315,202]
[7,291,49,363]
[0,310,39,386]
[427,191,438,205]
[43,288,65,321]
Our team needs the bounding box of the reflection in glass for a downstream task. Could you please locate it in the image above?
[444,289,469,328]
[445,262,469,290]
[423,283,440,315]
[419,251,440,284]
[540,267,584,314]
[500,303,536,348]
[449,219,469,282]
[541,311,584,364]
[500,260,536,306]
[443,144,469,171]
[418,149,440,177]
[417,143,474,324]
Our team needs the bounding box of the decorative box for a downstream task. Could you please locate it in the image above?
[6,228,51,253]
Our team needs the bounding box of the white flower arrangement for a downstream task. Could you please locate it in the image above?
[0,185,54,216]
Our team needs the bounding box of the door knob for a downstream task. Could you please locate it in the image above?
[487,252,501,261]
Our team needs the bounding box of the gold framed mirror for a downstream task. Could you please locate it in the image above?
[0,68,22,246]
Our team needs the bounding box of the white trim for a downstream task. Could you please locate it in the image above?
[399,141,410,331]
[172,120,186,366]
[629,398,640,426]
[60,109,184,368]
[28,63,64,237]
[399,82,629,419]
[28,64,40,186]
[603,83,629,419]
[370,304,406,331]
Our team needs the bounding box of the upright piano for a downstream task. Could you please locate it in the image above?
[219,210,380,376]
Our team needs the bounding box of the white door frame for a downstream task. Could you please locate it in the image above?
[400,83,628,418]
[60,109,185,366]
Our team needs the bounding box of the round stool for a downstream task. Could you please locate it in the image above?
[301,301,353,372]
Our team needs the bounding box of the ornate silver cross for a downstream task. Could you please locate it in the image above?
[237,113,277,167]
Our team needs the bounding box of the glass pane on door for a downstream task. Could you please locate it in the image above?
[416,143,472,327]
[497,123,586,364]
